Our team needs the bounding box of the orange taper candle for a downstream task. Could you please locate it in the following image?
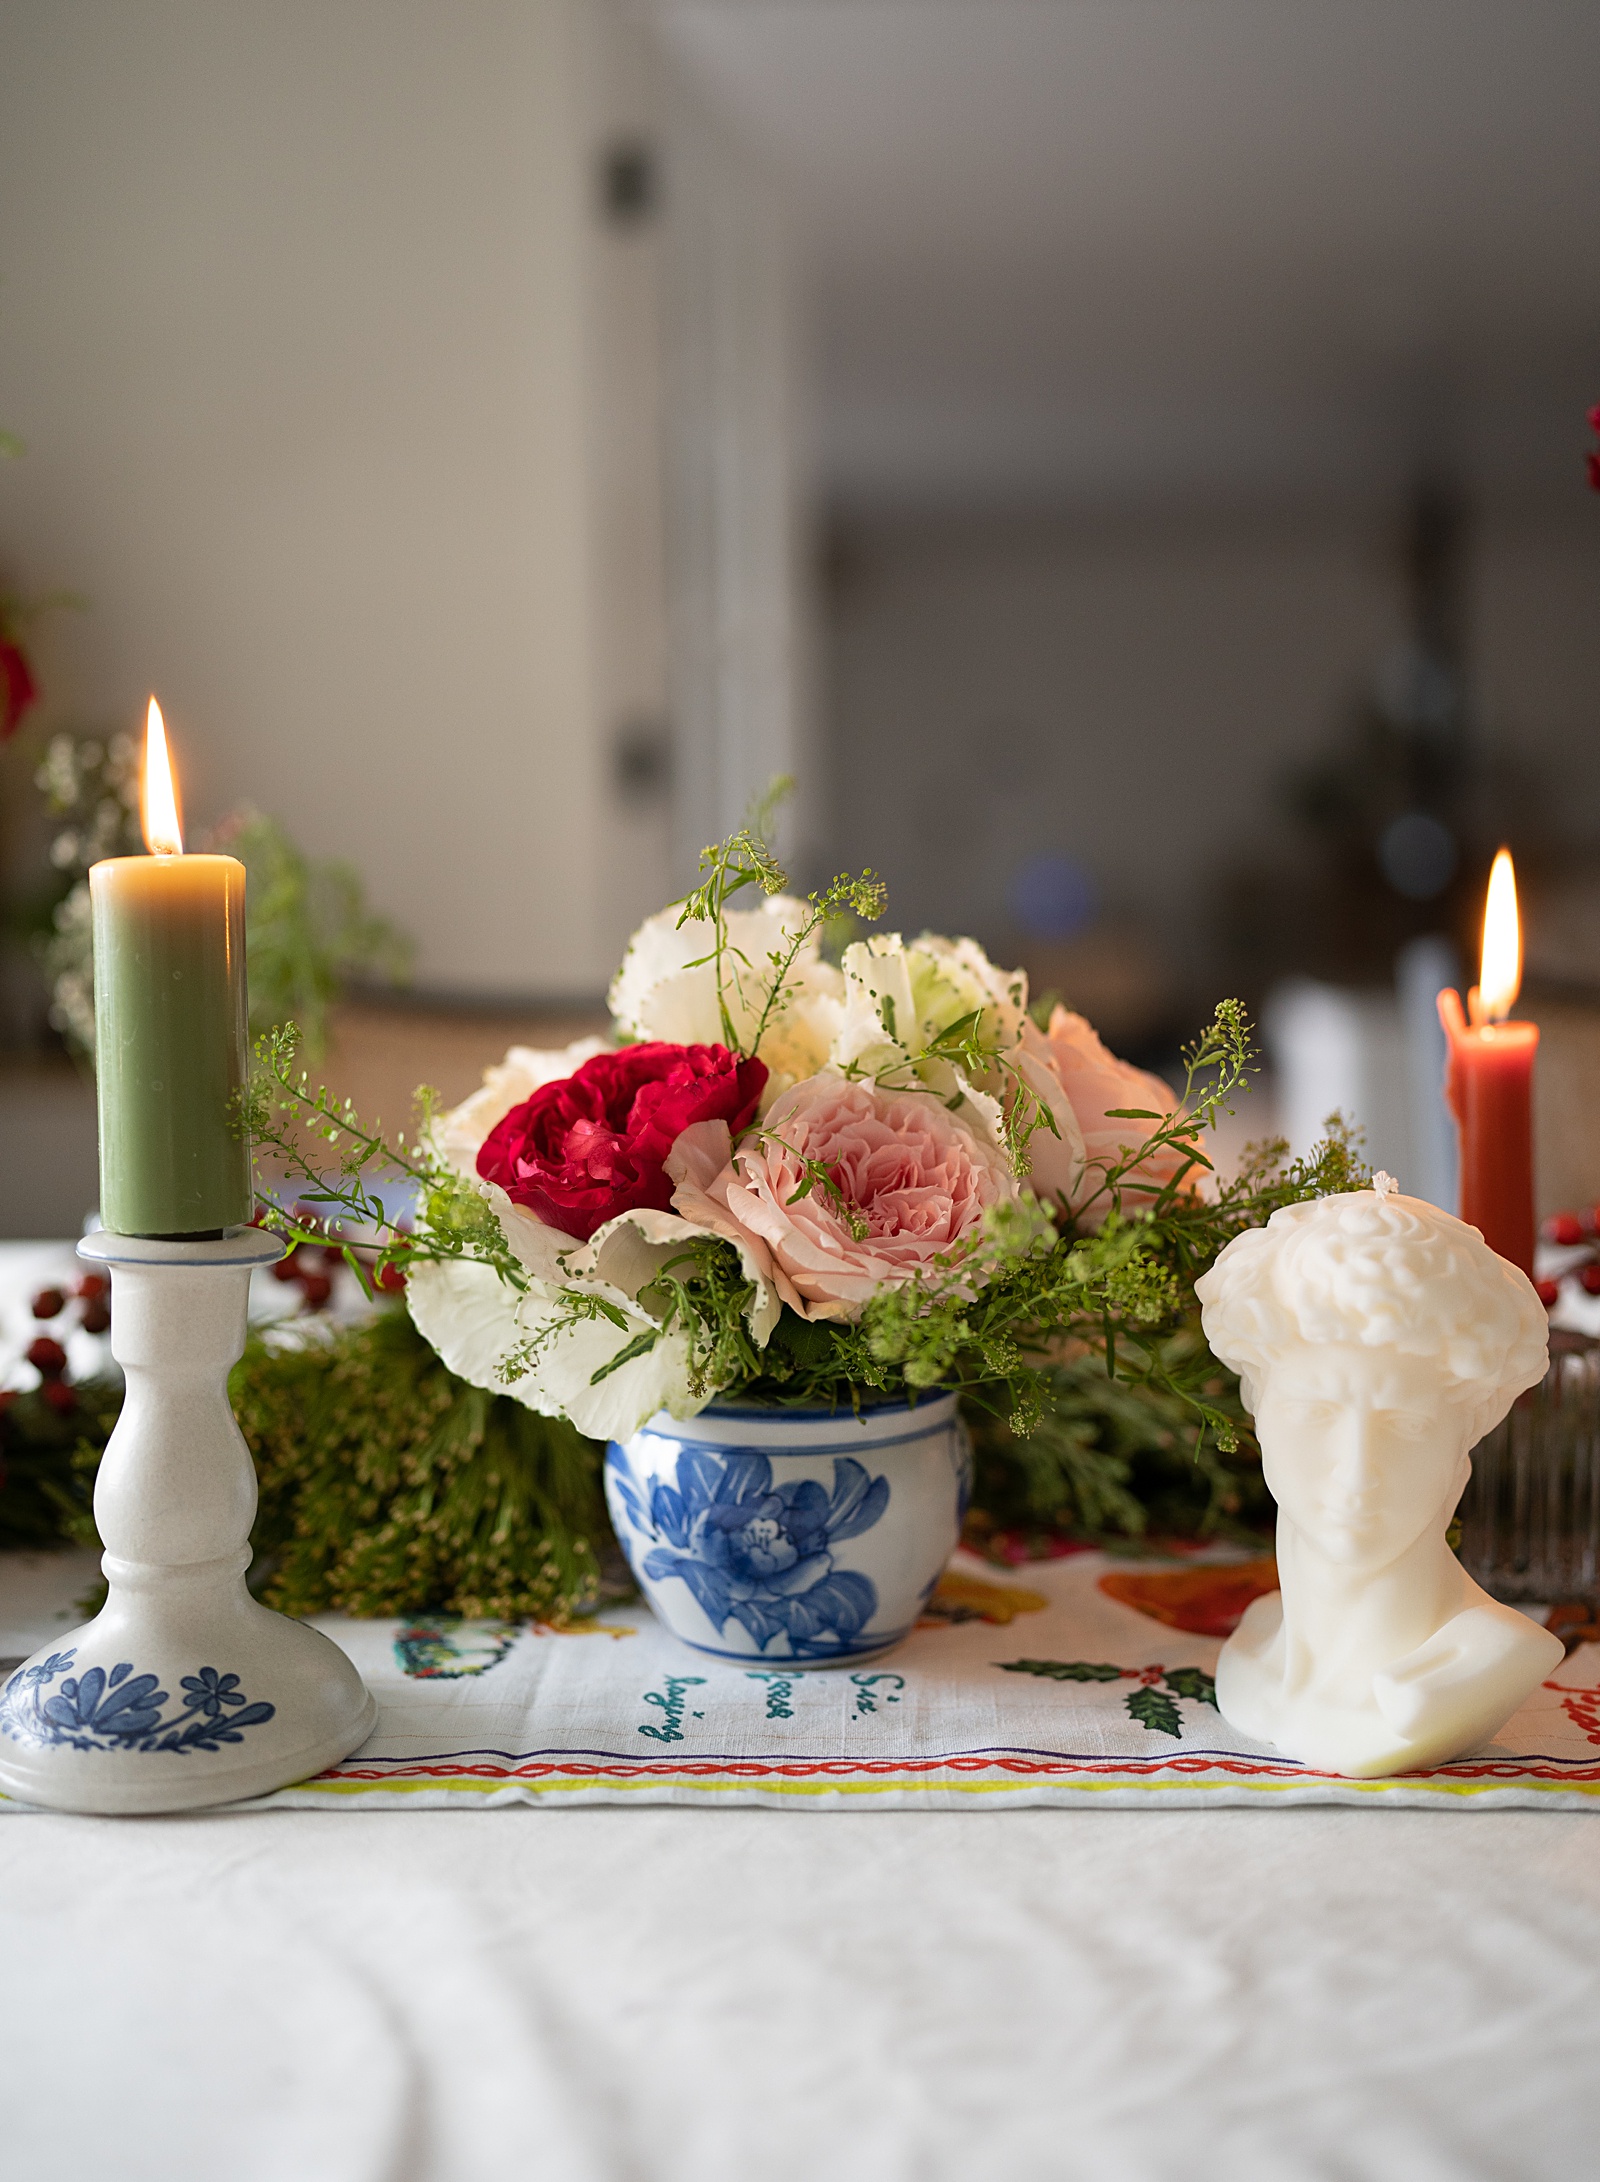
[1437,850,1538,1276]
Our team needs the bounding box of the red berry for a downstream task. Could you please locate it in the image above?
[374,1258,408,1294]
[298,1272,333,1310]
[41,1380,77,1415]
[30,1287,65,1320]
[26,1335,68,1378]
[271,1247,303,1283]
[74,1272,109,1302]
[1550,1213,1585,1247]
[320,1245,346,1270]
[80,1300,111,1334]
[1580,1266,1600,1297]
[1536,1279,1561,1308]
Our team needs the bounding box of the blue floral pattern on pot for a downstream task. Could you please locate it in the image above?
[611,1445,891,1658]
[0,1649,276,1756]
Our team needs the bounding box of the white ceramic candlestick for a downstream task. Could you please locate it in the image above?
[1194,1180,1563,1778]
[0,1229,375,1814]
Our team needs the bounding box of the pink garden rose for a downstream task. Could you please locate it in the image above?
[1017,1006,1192,1223]
[689,1075,1018,1322]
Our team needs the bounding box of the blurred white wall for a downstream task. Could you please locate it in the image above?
[0,0,805,998]
[659,68,816,878]
[825,508,1394,975]
[823,503,1600,1000]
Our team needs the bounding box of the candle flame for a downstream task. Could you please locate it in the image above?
[1477,848,1521,1023]
[141,697,184,856]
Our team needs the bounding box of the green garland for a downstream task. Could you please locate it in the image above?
[0,1379,124,1550]
[963,1321,1268,1555]
[230,1308,607,1621]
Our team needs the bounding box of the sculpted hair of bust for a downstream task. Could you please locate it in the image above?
[1195,1186,1561,1777]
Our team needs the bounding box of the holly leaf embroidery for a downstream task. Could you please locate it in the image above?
[999,1659,1125,1683]
[1160,1667,1217,1707]
[1126,1685,1182,1738]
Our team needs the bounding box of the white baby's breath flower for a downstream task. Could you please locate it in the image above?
[36,734,78,808]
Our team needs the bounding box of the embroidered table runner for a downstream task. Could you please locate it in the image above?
[7,1546,1596,1811]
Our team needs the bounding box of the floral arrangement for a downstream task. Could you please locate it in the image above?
[250,805,1365,1467]
[21,807,1364,1616]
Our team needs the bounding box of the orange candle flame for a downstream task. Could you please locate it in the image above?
[141,697,184,856]
[1473,848,1521,1025]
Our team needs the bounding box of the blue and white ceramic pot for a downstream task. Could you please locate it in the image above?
[605,1393,972,1667]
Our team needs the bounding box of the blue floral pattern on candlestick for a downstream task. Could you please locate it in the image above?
[610,1444,891,1657]
[0,1649,276,1755]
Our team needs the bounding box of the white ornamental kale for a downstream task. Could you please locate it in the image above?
[831,933,1026,1079]
[406,1253,700,1444]
[827,933,1030,1152]
[407,1175,784,1443]
[607,895,845,1105]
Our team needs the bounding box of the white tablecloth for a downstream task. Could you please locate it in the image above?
[4,1802,1597,2178]
[4,1241,1596,2176]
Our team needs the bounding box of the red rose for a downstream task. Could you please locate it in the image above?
[478,1041,767,1243]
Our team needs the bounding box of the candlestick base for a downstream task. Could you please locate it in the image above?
[0,1230,375,1815]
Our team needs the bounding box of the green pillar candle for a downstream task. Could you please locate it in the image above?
[90,710,251,1240]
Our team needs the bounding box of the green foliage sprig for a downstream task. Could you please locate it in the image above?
[239,1024,524,1296]
[677,777,885,1055]
[233,1308,605,1621]
[0,1377,123,1550]
[214,809,413,1060]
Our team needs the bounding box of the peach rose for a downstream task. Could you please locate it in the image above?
[1018,1007,1193,1225]
[687,1075,1018,1322]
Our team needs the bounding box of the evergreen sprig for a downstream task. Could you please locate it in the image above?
[238,1025,526,1296]
[676,777,885,1056]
